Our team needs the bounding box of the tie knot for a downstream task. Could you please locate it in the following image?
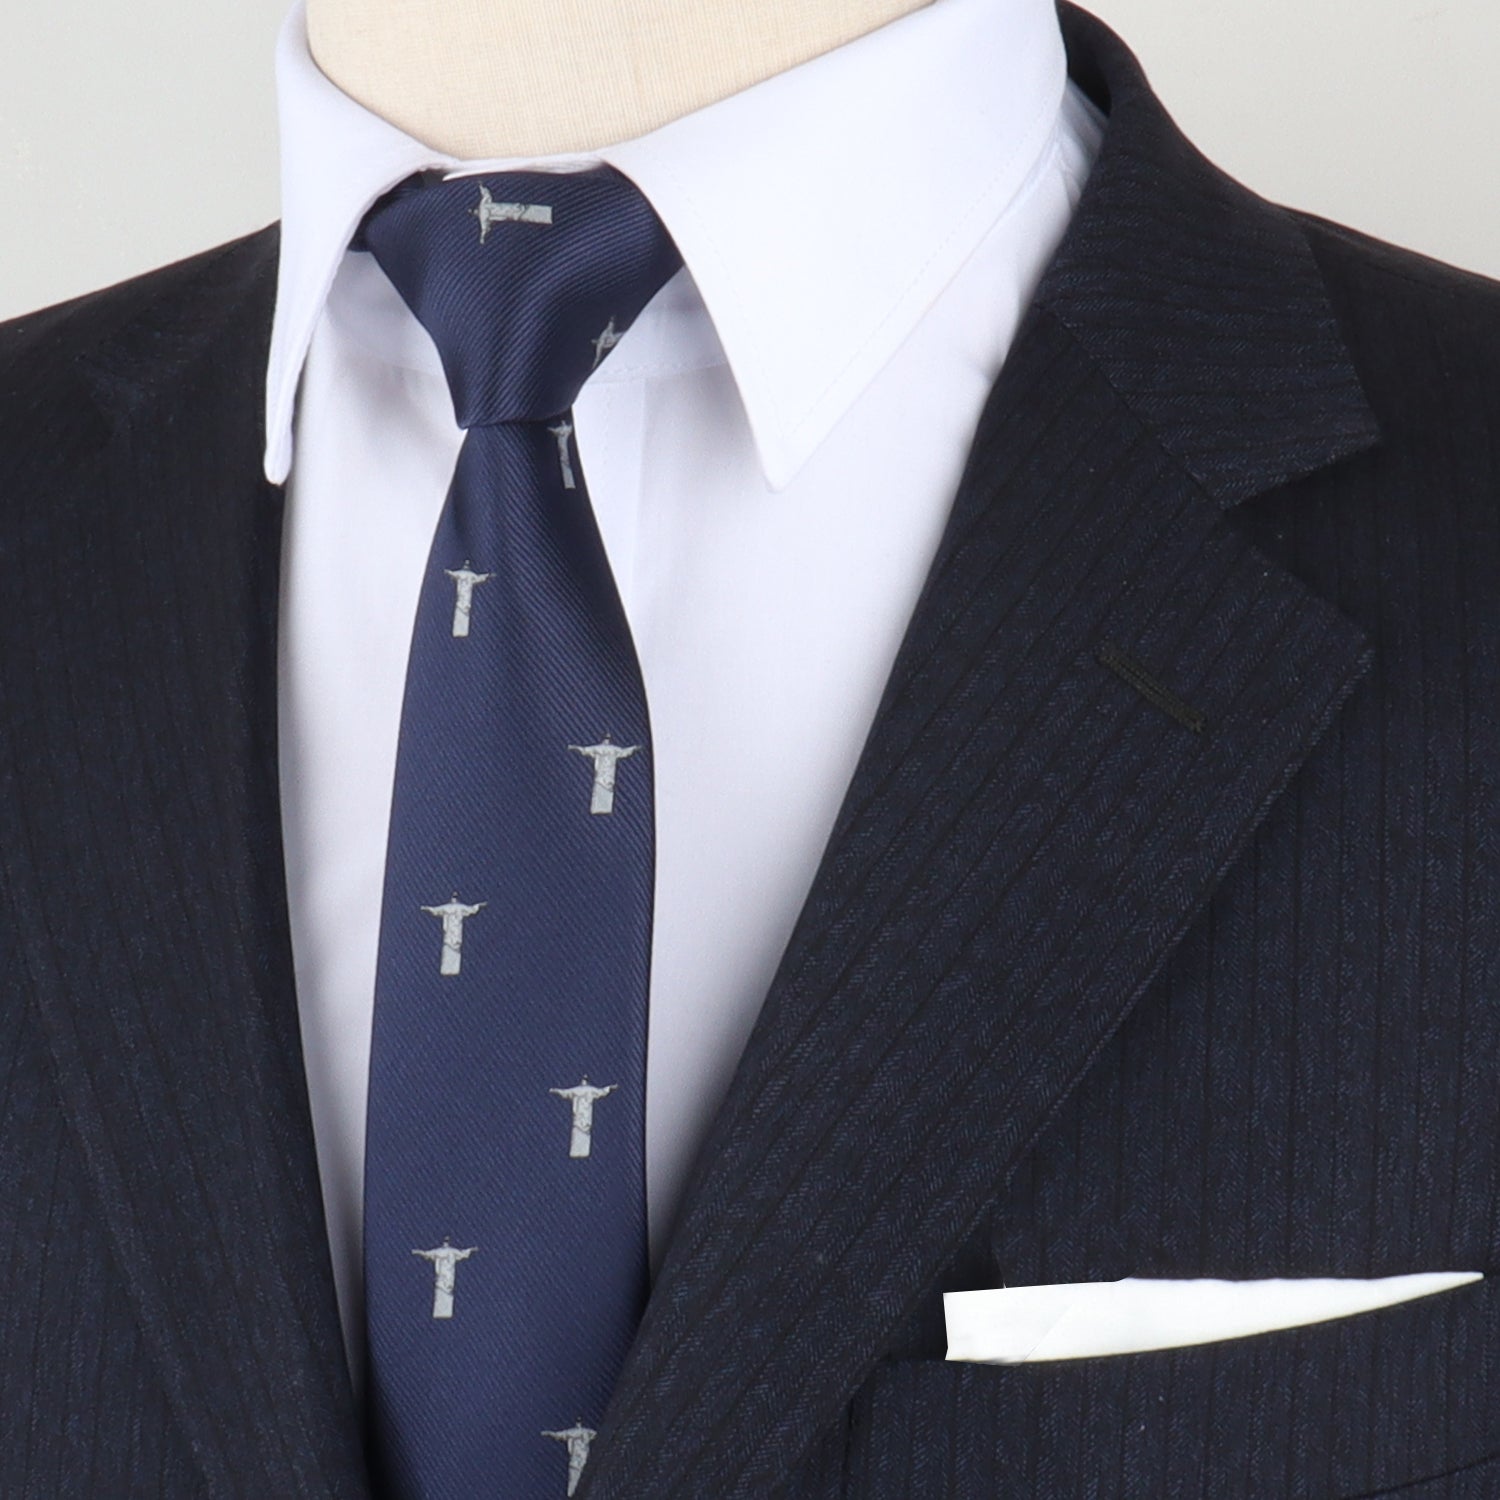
[357,166,683,426]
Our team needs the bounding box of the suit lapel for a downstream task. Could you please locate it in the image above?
[580,7,1383,1498]
[0,231,368,1498]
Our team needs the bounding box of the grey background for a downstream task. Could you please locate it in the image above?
[2,0,1496,322]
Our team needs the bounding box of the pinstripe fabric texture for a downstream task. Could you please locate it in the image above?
[0,934,207,1497]
[0,244,365,1499]
[2,4,1500,1496]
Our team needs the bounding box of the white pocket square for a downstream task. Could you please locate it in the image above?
[944,1271,1482,1363]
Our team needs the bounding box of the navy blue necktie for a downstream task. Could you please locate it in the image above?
[357,166,682,1500]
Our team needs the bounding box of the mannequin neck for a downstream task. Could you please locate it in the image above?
[307,0,934,159]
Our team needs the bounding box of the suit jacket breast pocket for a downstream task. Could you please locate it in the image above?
[844,1276,1499,1498]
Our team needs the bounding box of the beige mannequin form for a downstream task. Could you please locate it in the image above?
[307,0,934,160]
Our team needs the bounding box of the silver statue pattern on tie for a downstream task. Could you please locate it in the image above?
[568,735,640,814]
[411,1241,478,1319]
[548,1078,619,1158]
[420,895,486,976]
[541,1424,598,1496]
[548,419,578,489]
[444,562,495,637]
[590,316,622,370]
[470,182,555,243]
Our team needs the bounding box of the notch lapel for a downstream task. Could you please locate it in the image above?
[580,7,1383,1498]
[0,231,368,1498]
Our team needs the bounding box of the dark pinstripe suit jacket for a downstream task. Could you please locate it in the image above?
[4,5,1500,1497]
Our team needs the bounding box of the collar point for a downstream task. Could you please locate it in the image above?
[264,430,292,487]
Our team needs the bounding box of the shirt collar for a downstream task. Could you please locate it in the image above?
[265,0,1068,489]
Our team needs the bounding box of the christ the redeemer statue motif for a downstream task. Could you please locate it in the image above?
[590,315,622,370]
[548,1078,618,1158]
[444,562,494,637]
[412,1240,477,1319]
[420,894,486,975]
[567,735,640,815]
[541,1423,597,1496]
[470,182,553,244]
[547,419,578,490]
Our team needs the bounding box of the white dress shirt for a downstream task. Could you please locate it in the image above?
[268,0,1105,1379]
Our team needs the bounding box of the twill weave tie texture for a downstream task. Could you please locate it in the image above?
[356,166,683,1500]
